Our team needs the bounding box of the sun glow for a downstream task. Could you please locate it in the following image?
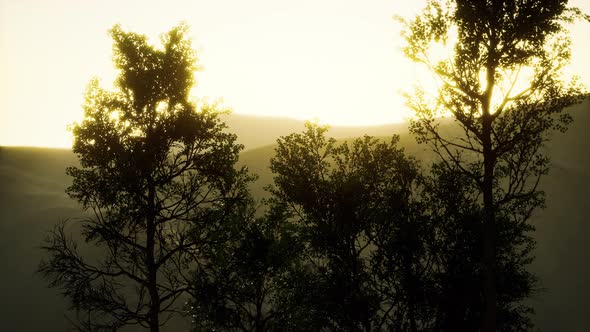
[1,0,589,148]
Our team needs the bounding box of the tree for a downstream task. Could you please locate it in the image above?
[189,199,304,332]
[398,1,588,330]
[268,123,426,331]
[421,163,536,331]
[38,24,251,331]
[265,125,537,331]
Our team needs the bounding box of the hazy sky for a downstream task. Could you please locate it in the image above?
[1,0,589,148]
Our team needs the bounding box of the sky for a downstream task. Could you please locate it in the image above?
[1,0,589,148]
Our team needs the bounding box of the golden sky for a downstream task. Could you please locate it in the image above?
[1,0,589,148]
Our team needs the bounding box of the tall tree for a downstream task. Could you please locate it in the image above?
[398,1,588,330]
[38,24,251,331]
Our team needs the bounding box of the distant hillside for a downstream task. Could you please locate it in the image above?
[221,112,409,150]
[0,147,81,331]
[0,100,588,331]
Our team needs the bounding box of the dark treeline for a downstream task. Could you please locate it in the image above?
[38,1,588,331]
[186,123,535,332]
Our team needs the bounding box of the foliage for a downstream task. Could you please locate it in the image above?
[268,123,427,331]
[38,24,252,331]
[398,0,588,330]
[36,2,590,330]
[421,163,536,332]
[189,201,304,332]
[264,123,539,331]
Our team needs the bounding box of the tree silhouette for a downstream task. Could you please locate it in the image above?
[268,123,427,331]
[398,1,588,330]
[420,163,536,331]
[189,202,304,332]
[38,24,251,332]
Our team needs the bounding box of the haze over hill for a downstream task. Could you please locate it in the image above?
[221,113,410,151]
[0,100,588,331]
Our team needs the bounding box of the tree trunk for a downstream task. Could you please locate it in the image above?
[404,249,418,332]
[256,283,263,332]
[482,149,497,332]
[408,276,418,332]
[481,85,497,331]
[147,183,160,332]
